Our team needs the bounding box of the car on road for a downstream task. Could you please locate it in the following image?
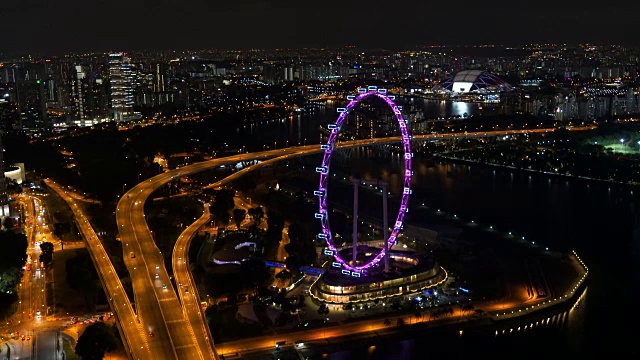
[162,284,167,290]
[184,287,189,294]
[148,331,154,338]
[130,252,135,258]
[155,274,160,279]
[155,265,160,270]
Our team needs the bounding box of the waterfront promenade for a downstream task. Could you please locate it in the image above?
[215,250,588,357]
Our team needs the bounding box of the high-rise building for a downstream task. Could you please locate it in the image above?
[0,133,9,217]
[86,77,109,119]
[0,83,18,132]
[284,67,295,82]
[109,53,134,121]
[17,79,48,135]
[154,63,166,93]
[73,65,86,120]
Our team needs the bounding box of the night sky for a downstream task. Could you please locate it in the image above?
[2,0,640,54]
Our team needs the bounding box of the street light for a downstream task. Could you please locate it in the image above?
[137,173,142,183]
[122,183,127,195]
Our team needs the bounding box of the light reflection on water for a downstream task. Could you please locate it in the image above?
[308,287,588,359]
[242,97,487,147]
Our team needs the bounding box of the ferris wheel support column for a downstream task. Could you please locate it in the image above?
[382,181,389,272]
[352,178,360,266]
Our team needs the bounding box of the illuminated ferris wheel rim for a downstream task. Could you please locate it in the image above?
[315,87,413,275]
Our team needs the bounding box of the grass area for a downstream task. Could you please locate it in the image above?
[42,187,74,223]
[602,142,640,154]
[52,247,88,316]
[145,195,203,270]
[41,188,79,243]
[62,338,80,360]
[79,202,118,242]
[190,234,206,264]
[207,305,266,343]
[78,202,131,296]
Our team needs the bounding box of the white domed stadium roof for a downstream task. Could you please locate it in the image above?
[434,70,513,94]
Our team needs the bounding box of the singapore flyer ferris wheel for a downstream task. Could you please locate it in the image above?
[315,87,413,275]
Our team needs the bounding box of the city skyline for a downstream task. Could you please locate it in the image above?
[2,1,640,55]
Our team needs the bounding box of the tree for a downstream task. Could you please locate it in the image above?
[247,207,264,227]
[265,210,285,244]
[232,209,246,230]
[5,179,21,195]
[383,318,391,327]
[0,229,28,318]
[317,303,330,316]
[211,189,235,227]
[65,250,101,312]
[284,223,317,271]
[284,256,302,272]
[53,222,71,241]
[235,175,257,197]
[1,217,15,230]
[0,230,28,270]
[460,303,474,316]
[213,207,230,228]
[275,270,293,286]
[75,322,118,360]
[287,223,306,245]
[294,191,306,214]
[239,258,272,291]
[39,242,55,267]
[217,188,236,209]
[413,311,422,324]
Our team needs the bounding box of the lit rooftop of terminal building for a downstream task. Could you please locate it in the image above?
[433,70,514,94]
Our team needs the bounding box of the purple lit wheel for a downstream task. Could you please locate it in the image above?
[315,89,412,274]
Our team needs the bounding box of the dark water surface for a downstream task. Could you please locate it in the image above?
[313,155,639,357]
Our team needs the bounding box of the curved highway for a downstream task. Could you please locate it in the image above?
[172,204,217,360]
[118,151,299,359]
[117,183,206,359]
[45,180,151,360]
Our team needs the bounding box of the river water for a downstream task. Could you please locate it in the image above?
[242,98,640,356]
